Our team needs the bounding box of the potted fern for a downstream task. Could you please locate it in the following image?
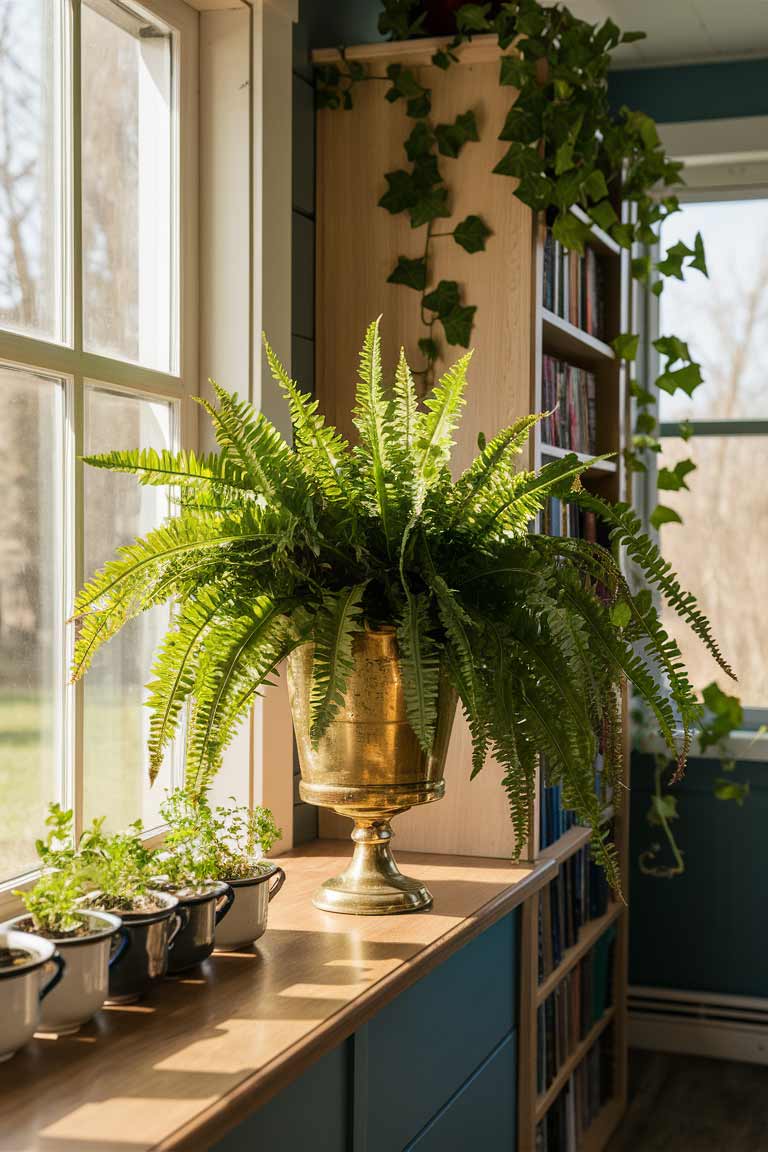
[2,805,125,1035]
[72,319,731,912]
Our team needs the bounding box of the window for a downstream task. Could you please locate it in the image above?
[656,195,768,717]
[0,0,197,884]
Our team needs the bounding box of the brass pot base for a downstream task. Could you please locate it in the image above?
[312,819,432,916]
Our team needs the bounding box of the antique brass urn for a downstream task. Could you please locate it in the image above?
[287,628,457,914]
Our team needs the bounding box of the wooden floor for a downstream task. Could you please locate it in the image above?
[607,1050,768,1152]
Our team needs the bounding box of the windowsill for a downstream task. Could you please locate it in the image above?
[0,839,554,1152]
[634,728,768,764]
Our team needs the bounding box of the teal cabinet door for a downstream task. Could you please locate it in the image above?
[210,1041,349,1152]
[407,1032,517,1151]
[365,911,518,1152]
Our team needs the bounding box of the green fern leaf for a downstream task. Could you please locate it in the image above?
[397,593,442,752]
[309,584,367,745]
[450,412,545,524]
[412,351,472,509]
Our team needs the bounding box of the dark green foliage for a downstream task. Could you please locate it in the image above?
[74,322,729,890]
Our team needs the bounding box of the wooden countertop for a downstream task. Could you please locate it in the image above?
[0,841,555,1152]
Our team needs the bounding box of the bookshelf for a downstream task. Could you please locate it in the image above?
[517,205,631,1152]
[312,35,631,1152]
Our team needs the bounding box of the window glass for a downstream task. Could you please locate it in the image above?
[0,366,64,877]
[0,0,63,341]
[658,435,768,707]
[81,0,175,372]
[659,198,768,422]
[83,386,176,830]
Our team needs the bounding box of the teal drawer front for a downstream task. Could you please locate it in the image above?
[365,911,518,1152]
[406,1032,517,1152]
[210,1041,349,1152]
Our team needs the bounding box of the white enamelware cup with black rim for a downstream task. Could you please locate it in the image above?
[79,890,184,1004]
[1,910,125,1035]
[0,930,64,1061]
[213,864,286,952]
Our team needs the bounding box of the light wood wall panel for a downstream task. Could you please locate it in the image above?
[315,44,534,859]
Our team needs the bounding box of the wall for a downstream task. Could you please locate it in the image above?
[290,0,382,842]
[609,58,768,124]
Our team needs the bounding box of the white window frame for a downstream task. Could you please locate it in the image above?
[643,117,768,747]
[0,0,298,912]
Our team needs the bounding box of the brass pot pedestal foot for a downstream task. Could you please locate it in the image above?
[313,819,432,915]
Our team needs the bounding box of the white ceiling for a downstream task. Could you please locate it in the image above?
[567,0,768,68]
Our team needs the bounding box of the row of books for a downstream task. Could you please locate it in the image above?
[543,228,606,339]
[539,753,612,849]
[541,496,599,542]
[535,1026,615,1151]
[541,356,598,456]
[536,925,617,1096]
[537,845,612,982]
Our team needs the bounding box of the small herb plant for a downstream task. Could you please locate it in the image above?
[15,806,85,937]
[70,320,731,889]
[78,819,157,913]
[160,791,280,884]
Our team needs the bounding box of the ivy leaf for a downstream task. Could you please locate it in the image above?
[621,29,647,43]
[630,379,655,405]
[441,303,476,347]
[515,172,554,210]
[405,121,435,161]
[410,187,451,228]
[552,212,589,254]
[315,64,341,88]
[650,504,683,531]
[584,169,609,203]
[689,231,708,277]
[651,280,665,297]
[379,170,417,215]
[419,336,438,360]
[387,256,427,291]
[679,419,694,441]
[632,255,651,282]
[348,60,366,81]
[386,63,424,101]
[701,682,744,752]
[456,3,493,32]
[499,56,528,88]
[432,50,452,70]
[436,110,479,158]
[657,459,696,491]
[589,199,618,231]
[498,105,542,145]
[423,279,460,316]
[610,600,632,628]
[648,791,678,826]
[713,779,750,805]
[656,363,703,397]
[407,93,432,119]
[611,222,635,249]
[612,332,639,361]
[623,447,647,474]
[656,251,685,280]
[493,142,544,179]
[636,410,656,435]
[454,214,492,253]
[654,335,691,363]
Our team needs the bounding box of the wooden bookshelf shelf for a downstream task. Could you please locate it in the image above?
[540,444,617,475]
[570,205,622,258]
[536,902,623,1005]
[539,807,615,865]
[542,309,616,366]
[581,1096,626,1152]
[535,1007,617,1123]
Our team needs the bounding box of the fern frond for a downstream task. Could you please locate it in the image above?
[146,588,223,782]
[397,593,441,752]
[352,318,399,544]
[412,351,472,509]
[185,598,294,793]
[449,412,545,524]
[81,447,254,495]
[309,583,366,745]
[574,493,736,681]
[263,336,355,507]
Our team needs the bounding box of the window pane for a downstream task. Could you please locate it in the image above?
[659,199,768,422]
[83,387,176,830]
[0,0,64,341]
[81,0,175,373]
[0,365,64,878]
[658,435,768,708]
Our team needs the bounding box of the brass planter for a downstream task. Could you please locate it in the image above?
[287,628,457,915]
